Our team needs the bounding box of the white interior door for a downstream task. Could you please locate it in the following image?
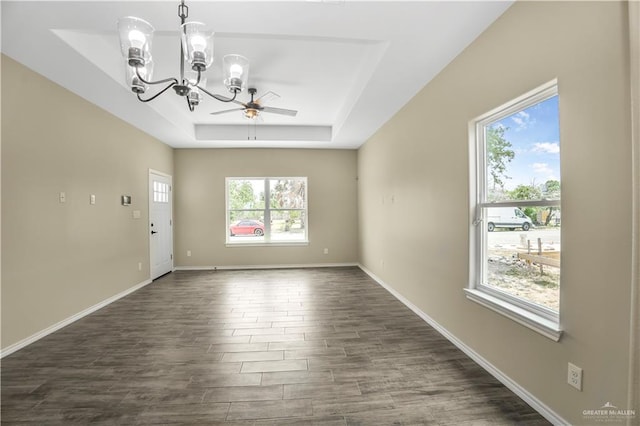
[149,171,173,279]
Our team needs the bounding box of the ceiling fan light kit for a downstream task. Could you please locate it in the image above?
[117,0,249,111]
[209,87,298,120]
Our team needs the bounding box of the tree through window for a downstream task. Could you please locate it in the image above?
[226,177,308,244]
[468,81,561,338]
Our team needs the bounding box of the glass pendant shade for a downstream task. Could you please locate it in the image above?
[125,59,154,93]
[181,22,213,71]
[223,54,249,93]
[118,16,154,67]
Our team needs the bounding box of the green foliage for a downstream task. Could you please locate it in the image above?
[506,181,561,225]
[270,179,306,230]
[523,207,537,222]
[533,275,559,288]
[543,179,561,198]
[509,184,542,201]
[509,184,541,223]
[229,209,262,222]
[228,180,257,210]
[270,179,306,209]
[542,179,561,225]
[506,267,558,288]
[487,126,515,190]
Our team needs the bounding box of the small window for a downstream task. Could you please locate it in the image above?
[468,81,562,340]
[153,181,170,203]
[226,177,308,245]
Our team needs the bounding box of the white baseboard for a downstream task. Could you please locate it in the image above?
[358,264,568,426]
[175,262,358,271]
[1,278,153,358]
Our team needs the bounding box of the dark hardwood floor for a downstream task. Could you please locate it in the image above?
[1,267,549,425]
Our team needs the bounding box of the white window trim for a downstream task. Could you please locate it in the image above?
[467,80,562,341]
[225,177,309,246]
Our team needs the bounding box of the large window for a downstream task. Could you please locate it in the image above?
[467,81,562,340]
[226,177,308,245]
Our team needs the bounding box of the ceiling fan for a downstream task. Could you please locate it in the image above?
[209,88,298,120]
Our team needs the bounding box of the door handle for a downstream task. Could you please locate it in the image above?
[151,230,158,235]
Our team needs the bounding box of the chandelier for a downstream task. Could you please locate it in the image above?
[117,0,249,111]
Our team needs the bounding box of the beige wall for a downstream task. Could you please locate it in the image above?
[1,56,174,350]
[630,0,640,415]
[0,55,358,349]
[358,2,632,424]
[173,148,358,268]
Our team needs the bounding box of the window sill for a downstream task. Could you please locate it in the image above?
[464,288,562,341]
[225,241,309,248]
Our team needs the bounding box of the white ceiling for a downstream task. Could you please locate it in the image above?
[1,1,512,149]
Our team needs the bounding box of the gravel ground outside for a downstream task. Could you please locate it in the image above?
[487,251,559,311]
[486,228,560,311]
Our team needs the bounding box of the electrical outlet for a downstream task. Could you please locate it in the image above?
[138,262,142,271]
[187,250,192,257]
[323,248,329,255]
[568,362,582,391]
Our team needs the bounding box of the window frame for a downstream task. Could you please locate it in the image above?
[466,80,563,341]
[225,177,309,247]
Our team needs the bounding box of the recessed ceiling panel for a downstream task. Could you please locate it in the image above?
[2,1,514,148]
[53,28,384,142]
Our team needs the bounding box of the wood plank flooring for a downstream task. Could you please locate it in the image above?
[1,267,549,425]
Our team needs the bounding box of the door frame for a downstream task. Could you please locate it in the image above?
[148,169,174,279]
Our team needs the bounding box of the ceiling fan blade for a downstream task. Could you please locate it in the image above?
[255,91,280,106]
[210,108,245,115]
[261,106,298,117]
